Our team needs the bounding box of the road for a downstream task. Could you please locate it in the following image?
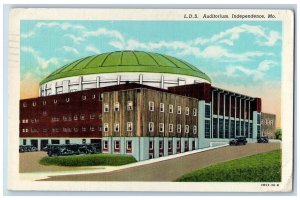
[43,143,280,182]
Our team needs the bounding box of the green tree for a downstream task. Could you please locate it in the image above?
[275,128,282,140]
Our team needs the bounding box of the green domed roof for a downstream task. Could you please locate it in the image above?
[40,51,211,85]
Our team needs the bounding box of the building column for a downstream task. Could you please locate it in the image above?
[161,75,164,89]
[117,75,121,85]
[223,93,226,139]
[139,74,143,84]
[229,95,231,138]
[198,100,205,149]
[96,76,100,88]
[78,76,83,91]
[234,96,237,137]
[217,92,220,138]
[51,82,56,95]
[239,98,241,136]
[211,91,214,138]
[248,100,251,138]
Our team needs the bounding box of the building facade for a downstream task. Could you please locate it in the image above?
[261,112,276,139]
[20,50,265,161]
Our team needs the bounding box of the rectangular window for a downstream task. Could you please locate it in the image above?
[127,122,133,131]
[126,141,132,152]
[114,123,120,132]
[103,141,108,150]
[177,124,181,133]
[90,114,95,119]
[185,141,189,150]
[169,124,173,133]
[149,141,154,150]
[250,123,253,138]
[160,103,164,112]
[149,122,154,132]
[176,141,180,149]
[193,125,197,134]
[23,102,27,107]
[213,119,218,138]
[104,123,109,132]
[127,101,133,111]
[63,116,67,121]
[74,115,78,120]
[104,103,109,112]
[185,125,189,134]
[245,122,249,138]
[205,105,211,118]
[192,141,196,150]
[149,101,154,111]
[169,105,173,113]
[205,120,211,138]
[168,141,172,149]
[159,123,164,133]
[74,127,78,132]
[82,127,86,132]
[82,95,86,100]
[257,114,261,124]
[98,126,102,131]
[80,115,85,120]
[114,140,120,151]
[185,107,189,115]
[90,126,94,131]
[230,120,235,138]
[23,139,26,145]
[177,106,182,114]
[32,101,36,107]
[225,119,229,138]
[241,121,244,135]
[219,119,224,138]
[114,102,120,112]
[82,139,86,144]
[236,121,240,136]
[159,140,163,149]
[193,108,197,116]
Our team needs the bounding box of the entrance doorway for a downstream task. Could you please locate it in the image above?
[30,140,38,148]
[41,140,49,150]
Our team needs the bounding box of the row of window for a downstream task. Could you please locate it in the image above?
[261,119,274,126]
[103,122,197,134]
[103,101,197,116]
[21,126,102,133]
[103,140,196,154]
[22,94,103,108]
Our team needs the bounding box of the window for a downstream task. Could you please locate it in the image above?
[169,105,173,113]
[104,123,109,132]
[185,107,189,115]
[219,119,224,138]
[177,124,181,133]
[54,99,57,104]
[103,140,108,150]
[176,141,180,149]
[114,140,120,150]
[193,125,197,134]
[149,101,154,111]
[225,119,229,138]
[149,122,154,132]
[82,127,86,132]
[90,126,95,131]
[65,140,70,144]
[98,126,102,131]
[80,115,85,120]
[127,122,133,131]
[82,139,86,144]
[185,125,189,134]
[114,102,120,112]
[32,102,36,107]
[90,114,95,119]
[205,105,211,118]
[230,120,235,138]
[99,114,102,119]
[160,103,164,112]
[74,115,78,120]
[126,141,132,151]
[114,123,120,132]
[169,124,174,133]
[192,141,196,150]
[74,127,78,132]
[177,106,181,114]
[193,108,197,116]
[43,101,46,105]
[185,141,189,149]
[42,111,47,116]
[23,139,26,145]
[63,116,67,121]
[159,141,163,149]
[104,103,109,112]
[159,123,164,133]
[23,102,27,107]
[66,98,70,102]
[168,141,172,149]
[82,95,86,100]
[149,141,154,150]
[205,120,210,138]
[127,101,133,111]
[92,94,96,99]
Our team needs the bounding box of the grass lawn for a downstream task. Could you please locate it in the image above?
[39,154,137,167]
[176,150,281,182]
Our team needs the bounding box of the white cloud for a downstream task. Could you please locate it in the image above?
[225,60,277,81]
[36,22,86,31]
[64,34,85,44]
[21,31,35,39]
[85,45,101,54]
[262,30,281,46]
[21,46,59,69]
[84,28,125,43]
[62,46,79,55]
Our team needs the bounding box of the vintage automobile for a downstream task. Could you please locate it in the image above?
[19,145,38,153]
[257,136,269,143]
[46,143,98,157]
[229,137,247,146]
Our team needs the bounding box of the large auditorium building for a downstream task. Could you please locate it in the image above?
[20,50,262,161]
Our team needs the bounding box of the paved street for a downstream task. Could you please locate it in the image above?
[43,143,280,182]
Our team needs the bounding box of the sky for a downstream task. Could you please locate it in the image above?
[20,20,282,127]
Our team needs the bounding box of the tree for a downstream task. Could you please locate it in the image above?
[275,128,282,140]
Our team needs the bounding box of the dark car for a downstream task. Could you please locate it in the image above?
[46,144,80,157]
[19,145,38,153]
[229,137,247,146]
[257,136,269,143]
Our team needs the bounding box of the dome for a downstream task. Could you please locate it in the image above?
[40,51,211,85]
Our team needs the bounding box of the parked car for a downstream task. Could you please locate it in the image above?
[229,137,247,146]
[46,143,99,157]
[257,136,269,143]
[19,145,38,153]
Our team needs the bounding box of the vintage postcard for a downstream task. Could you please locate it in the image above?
[8,8,294,192]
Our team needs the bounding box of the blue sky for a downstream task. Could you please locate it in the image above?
[20,20,282,125]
